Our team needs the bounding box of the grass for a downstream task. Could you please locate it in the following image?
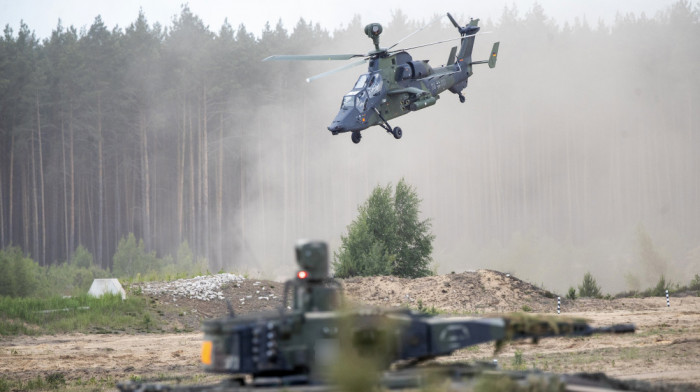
[0,372,225,392]
[0,293,161,336]
[416,299,441,315]
[511,350,524,369]
[0,373,69,392]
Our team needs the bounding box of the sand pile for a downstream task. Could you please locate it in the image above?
[341,269,560,313]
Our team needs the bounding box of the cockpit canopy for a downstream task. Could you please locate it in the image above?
[354,74,370,89]
[341,90,367,110]
[340,73,384,112]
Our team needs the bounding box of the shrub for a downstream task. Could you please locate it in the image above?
[512,350,524,369]
[578,272,602,298]
[112,233,161,278]
[34,261,108,298]
[174,241,207,275]
[45,373,66,389]
[70,245,94,269]
[566,287,577,300]
[0,247,39,298]
[689,274,700,291]
[333,234,393,278]
[333,179,434,278]
[645,275,671,297]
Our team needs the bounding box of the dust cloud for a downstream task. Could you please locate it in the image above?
[224,6,700,294]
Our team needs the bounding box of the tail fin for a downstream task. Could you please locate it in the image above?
[470,42,500,69]
[488,42,499,68]
[446,46,458,66]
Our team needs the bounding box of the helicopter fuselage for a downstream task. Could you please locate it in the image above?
[264,15,497,143]
[327,51,473,135]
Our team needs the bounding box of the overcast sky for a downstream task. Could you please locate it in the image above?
[0,0,683,39]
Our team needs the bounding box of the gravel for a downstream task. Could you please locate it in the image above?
[141,273,246,301]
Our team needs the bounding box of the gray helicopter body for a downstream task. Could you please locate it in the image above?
[265,15,499,144]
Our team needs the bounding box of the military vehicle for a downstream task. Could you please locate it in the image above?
[118,240,639,392]
[264,13,499,144]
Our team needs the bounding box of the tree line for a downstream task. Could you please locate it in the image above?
[0,6,333,269]
[0,3,698,290]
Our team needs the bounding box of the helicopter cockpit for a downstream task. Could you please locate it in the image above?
[341,90,367,111]
[329,72,386,137]
[340,73,384,112]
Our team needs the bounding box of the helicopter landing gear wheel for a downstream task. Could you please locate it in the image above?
[458,93,466,103]
[373,108,403,141]
[351,131,362,144]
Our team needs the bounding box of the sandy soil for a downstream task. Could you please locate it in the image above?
[441,296,700,389]
[342,270,561,313]
[0,333,204,384]
[1,271,699,390]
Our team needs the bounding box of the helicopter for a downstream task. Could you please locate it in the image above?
[264,13,499,144]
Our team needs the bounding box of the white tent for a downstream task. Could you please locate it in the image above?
[88,278,126,300]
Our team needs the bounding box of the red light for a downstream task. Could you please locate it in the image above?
[297,271,308,279]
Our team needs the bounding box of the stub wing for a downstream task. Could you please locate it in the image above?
[387,87,430,96]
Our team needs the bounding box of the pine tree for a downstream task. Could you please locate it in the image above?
[578,272,602,298]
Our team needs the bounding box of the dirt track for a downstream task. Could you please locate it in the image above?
[1,272,699,390]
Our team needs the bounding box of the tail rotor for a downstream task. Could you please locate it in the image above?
[446,13,480,36]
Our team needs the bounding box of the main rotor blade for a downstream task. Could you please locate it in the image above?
[387,14,443,51]
[390,32,490,53]
[263,54,364,62]
[447,12,460,29]
[305,59,367,83]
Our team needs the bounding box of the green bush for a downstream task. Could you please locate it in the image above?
[512,350,524,369]
[173,240,207,276]
[566,286,577,300]
[1,239,209,300]
[34,262,108,297]
[70,245,94,269]
[45,373,66,389]
[689,274,700,291]
[578,272,602,298]
[333,234,393,278]
[417,300,439,315]
[333,179,434,279]
[642,275,671,297]
[0,247,39,298]
[112,233,162,278]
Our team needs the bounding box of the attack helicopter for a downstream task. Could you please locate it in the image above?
[264,13,499,144]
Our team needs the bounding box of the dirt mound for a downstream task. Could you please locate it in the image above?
[132,277,285,331]
[135,270,561,330]
[132,271,679,331]
[341,269,559,314]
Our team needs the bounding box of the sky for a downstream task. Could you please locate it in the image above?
[0,0,683,39]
